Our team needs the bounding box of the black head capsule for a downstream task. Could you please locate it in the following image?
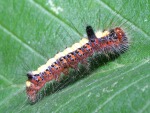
[27,72,34,79]
[109,29,117,39]
[86,26,97,41]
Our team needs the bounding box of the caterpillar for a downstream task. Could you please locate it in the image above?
[26,26,128,103]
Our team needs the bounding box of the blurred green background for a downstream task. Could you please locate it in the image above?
[0,0,150,113]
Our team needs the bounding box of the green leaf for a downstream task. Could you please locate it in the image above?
[0,0,150,113]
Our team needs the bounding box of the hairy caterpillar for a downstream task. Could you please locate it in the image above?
[26,26,128,102]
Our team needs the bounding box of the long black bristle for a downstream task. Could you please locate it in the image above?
[86,26,97,40]
[27,72,33,79]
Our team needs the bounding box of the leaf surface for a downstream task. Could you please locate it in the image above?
[0,0,150,113]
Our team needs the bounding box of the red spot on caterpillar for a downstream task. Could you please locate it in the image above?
[26,26,128,103]
[114,27,125,42]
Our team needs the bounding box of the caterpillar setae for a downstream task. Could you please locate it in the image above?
[26,26,128,103]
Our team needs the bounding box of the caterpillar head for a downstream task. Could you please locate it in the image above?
[114,27,125,41]
[26,72,40,103]
[26,80,37,102]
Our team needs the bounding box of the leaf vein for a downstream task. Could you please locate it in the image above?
[93,74,150,113]
[96,0,150,40]
[0,24,46,61]
[0,87,25,107]
[138,99,150,113]
[29,0,81,37]
[54,59,149,113]
[0,74,13,85]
